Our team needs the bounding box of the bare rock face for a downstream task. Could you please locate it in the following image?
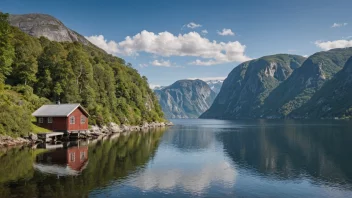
[155,79,216,119]
[9,13,90,45]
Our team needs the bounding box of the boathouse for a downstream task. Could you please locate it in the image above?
[32,103,89,133]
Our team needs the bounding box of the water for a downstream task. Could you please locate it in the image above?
[1,119,352,197]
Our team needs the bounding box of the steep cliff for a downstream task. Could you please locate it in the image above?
[262,47,352,118]
[9,13,90,45]
[292,56,352,118]
[200,54,305,119]
[155,80,216,118]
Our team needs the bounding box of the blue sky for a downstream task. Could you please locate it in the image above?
[1,0,352,87]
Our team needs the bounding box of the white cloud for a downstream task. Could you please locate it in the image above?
[201,29,208,35]
[186,22,202,29]
[139,63,148,68]
[331,22,348,28]
[188,76,226,81]
[217,28,235,36]
[86,31,250,66]
[149,84,161,89]
[302,55,309,58]
[150,59,172,67]
[315,40,352,50]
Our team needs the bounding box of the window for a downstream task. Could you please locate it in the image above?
[70,116,75,124]
[70,152,75,162]
[81,115,86,124]
[47,117,53,123]
[38,117,43,123]
[80,151,86,162]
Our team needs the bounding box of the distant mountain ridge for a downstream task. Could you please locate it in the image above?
[204,80,223,95]
[200,48,352,120]
[155,79,216,118]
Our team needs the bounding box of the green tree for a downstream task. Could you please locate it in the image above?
[0,13,14,88]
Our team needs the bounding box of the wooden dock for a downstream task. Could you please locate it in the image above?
[37,132,64,143]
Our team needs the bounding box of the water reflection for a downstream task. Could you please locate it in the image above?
[34,142,89,176]
[161,126,216,151]
[126,125,237,196]
[0,128,165,197]
[218,120,352,185]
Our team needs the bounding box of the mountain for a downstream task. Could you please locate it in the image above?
[200,54,306,119]
[291,56,352,119]
[8,13,90,45]
[155,79,216,118]
[0,13,164,136]
[261,47,352,118]
[204,80,223,95]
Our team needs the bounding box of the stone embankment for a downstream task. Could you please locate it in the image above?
[81,121,173,139]
[0,121,173,147]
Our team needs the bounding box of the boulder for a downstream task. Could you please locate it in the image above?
[90,125,101,133]
[29,133,38,142]
[121,124,130,132]
[141,122,149,128]
[101,125,109,134]
[108,122,122,133]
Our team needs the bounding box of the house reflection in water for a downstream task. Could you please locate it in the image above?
[34,142,89,176]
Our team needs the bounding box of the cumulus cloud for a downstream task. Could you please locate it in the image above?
[331,22,348,28]
[186,22,202,29]
[217,28,235,36]
[201,29,208,35]
[149,84,161,89]
[150,59,172,67]
[302,55,309,58]
[315,40,352,50]
[86,31,250,66]
[139,63,148,68]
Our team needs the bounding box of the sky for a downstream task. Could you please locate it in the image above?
[1,0,352,87]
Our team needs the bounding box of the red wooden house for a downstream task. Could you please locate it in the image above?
[32,103,89,133]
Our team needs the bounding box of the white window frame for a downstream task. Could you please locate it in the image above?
[47,117,53,123]
[81,115,86,124]
[38,117,43,123]
[70,152,75,162]
[80,151,85,162]
[70,116,75,124]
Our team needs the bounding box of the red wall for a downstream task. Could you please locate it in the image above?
[37,117,67,131]
[67,108,89,131]
[36,107,89,132]
[66,146,89,171]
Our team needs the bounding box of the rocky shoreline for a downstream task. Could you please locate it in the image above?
[0,121,173,147]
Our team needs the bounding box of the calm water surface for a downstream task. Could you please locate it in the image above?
[1,119,352,197]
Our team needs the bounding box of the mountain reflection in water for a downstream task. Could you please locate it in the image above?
[1,119,352,197]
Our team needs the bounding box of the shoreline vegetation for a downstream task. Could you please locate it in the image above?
[0,13,166,139]
[0,121,173,147]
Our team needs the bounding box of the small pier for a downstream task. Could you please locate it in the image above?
[37,132,64,143]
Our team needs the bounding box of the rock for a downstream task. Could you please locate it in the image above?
[29,133,38,142]
[108,122,122,133]
[90,125,101,133]
[9,14,90,45]
[154,79,216,119]
[166,122,174,126]
[121,124,130,132]
[101,125,109,134]
[141,122,149,128]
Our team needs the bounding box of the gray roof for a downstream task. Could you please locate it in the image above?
[32,104,89,117]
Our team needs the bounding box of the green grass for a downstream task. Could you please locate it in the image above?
[31,123,51,133]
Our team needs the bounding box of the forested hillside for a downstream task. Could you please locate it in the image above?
[0,13,164,136]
